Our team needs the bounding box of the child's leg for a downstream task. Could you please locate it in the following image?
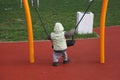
[62,51,68,61]
[53,52,61,66]
[53,52,60,62]
[62,51,69,64]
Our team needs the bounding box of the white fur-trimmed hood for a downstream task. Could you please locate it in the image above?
[54,22,64,32]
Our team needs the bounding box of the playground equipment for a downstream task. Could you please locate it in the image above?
[100,0,109,63]
[22,0,35,63]
[22,0,109,64]
[21,0,39,8]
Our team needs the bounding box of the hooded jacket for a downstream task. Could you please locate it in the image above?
[51,22,67,50]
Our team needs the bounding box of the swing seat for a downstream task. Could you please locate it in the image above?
[66,40,75,47]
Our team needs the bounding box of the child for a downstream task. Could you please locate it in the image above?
[48,22,75,66]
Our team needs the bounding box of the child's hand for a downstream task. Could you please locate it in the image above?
[70,28,75,33]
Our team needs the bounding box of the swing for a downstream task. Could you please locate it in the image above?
[33,0,94,47]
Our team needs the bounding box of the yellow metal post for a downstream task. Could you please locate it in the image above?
[22,0,35,63]
[100,0,109,63]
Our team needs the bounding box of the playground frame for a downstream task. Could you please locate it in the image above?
[22,0,109,63]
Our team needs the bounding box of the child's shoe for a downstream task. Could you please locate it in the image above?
[63,58,70,64]
[53,62,59,66]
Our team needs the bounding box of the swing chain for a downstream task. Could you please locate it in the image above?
[33,0,49,36]
[33,0,94,47]
[72,0,94,40]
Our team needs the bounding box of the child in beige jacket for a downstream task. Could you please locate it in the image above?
[48,22,75,66]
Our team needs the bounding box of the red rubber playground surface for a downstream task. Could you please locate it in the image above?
[0,26,120,80]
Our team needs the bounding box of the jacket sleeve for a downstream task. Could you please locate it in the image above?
[47,34,51,40]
